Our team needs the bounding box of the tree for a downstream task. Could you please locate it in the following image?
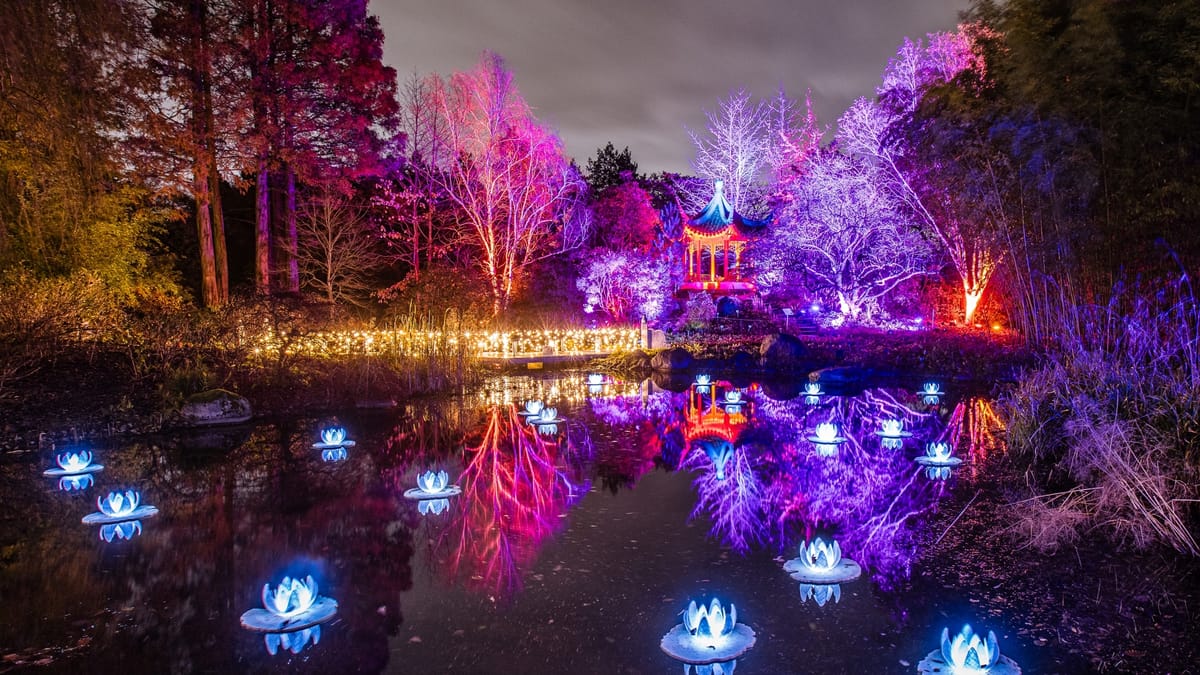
[577,250,673,321]
[585,142,638,193]
[683,90,770,214]
[590,180,660,252]
[839,27,1001,323]
[754,149,935,320]
[240,0,398,295]
[422,53,587,315]
[297,187,382,307]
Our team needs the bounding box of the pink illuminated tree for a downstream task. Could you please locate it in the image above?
[420,53,587,315]
[840,26,1001,324]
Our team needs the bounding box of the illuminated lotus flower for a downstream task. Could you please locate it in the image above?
[99,520,142,542]
[804,383,824,396]
[537,422,559,436]
[417,470,449,494]
[321,428,346,446]
[879,419,905,437]
[807,422,846,452]
[98,490,140,519]
[695,374,712,386]
[418,498,450,516]
[925,466,953,481]
[724,391,743,404]
[56,451,94,473]
[587,373,605,385]
[59,474,93,491]
[926,442,953,462]
[321,447,347,462]
[263,575,318,618]
[798,583,841,607]
[921,382,944,396]
[797,536,841,571]
[683,599,737,645]
[940,624,1000,671]
[784,536,862,584]
[523,400,545,415]
[264,625,321,656]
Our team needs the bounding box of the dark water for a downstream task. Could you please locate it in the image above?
[0,374,1097,673]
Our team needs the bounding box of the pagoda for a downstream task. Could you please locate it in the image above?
[678,180,768,295]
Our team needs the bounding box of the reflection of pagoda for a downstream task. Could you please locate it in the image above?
[683,380,751,445]
[678,180,768,295]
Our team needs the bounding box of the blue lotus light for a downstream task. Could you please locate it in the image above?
[536,422,560,436]
[798,583,841,607]
[695,374,712,393]
[58,474,94,492]
[783,536,862,584]
[683,660,738,675]
[313,427,355,450]
[918,623,1021,674]
[877,419,912,439]
[99,520,142,542]
[925,466,954,481]
[82,490,159,525]
[418,498,450,516]
[403,469,461,500]
[804,382,825,405]
[806,422,847,456]
[916,442,963,468]
[519,400,545,417]
[529,406,562,425]
[241,574,338,634]
[43,450,104,477]
[321,447,348,462]
[661,598,757,664]
[264,625,321,656]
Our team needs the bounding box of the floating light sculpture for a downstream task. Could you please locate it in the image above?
[241,575,338,634]
[99,520,142,542]
[536,422,560,436]
[403,470,462,500]
[321,447,348,463]
[587,373,606,385]
[695,374,713,393]
[798,583,841,607]
[783,536,862,584]
[804,382,825,405]
[721,390,744,414]
[518,400,545,418]
[264,626,322,656]
[528,406,562,425]
[43,450,104,477]
[925,466,954,481]
[683,660,738,675]
[915,442,963,467]
[876,419,912,438]
[82,490,158,525]
[660,598,757,664]
[917,623,1021,674]
[58,474,94,492]
[312,427,355,450]
[919,382,944,406]
[806,422,847,456]
[418,498,450,516]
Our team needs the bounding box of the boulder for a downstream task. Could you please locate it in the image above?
[179,389,252,426]
[759,333,806,371]
[647,329,669,350]
[651,347,693,371]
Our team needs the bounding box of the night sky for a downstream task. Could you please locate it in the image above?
[373,0,971,174]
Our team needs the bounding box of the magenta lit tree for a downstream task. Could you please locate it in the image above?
[420,53,588,315]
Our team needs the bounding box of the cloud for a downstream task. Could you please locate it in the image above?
[373,0,970,174]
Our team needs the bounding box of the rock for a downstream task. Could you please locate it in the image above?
[759,333,806,371]
[650,347,693,371]
[810,366,868,385]
[179,389,252,426]
[647,329,669,350]
[623,349,653,369]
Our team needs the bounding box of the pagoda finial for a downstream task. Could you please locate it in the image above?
[694,179,734,226]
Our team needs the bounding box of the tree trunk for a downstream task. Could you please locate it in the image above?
[209,151,229,302]
[255,161,271,293]
[283,164,299,293]
[194,163,220,308]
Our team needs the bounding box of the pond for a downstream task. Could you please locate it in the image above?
[0,373,1179,673]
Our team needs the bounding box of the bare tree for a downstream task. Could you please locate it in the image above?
[421,53,587,315]
[297,189,382,307]
[683,90,771,214]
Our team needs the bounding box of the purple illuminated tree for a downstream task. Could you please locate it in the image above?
[840,26,1001,324]
[754,148,935,320]
[419,54,587,315]
[576,249,673,321]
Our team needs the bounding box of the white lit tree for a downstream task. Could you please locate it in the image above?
[754,148,935,321]
[576,249,673,322]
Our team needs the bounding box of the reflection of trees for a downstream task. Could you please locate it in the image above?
[683,446,768,553]
[432,407,587,598]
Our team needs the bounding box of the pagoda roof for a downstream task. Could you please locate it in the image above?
[686,180,770,236]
